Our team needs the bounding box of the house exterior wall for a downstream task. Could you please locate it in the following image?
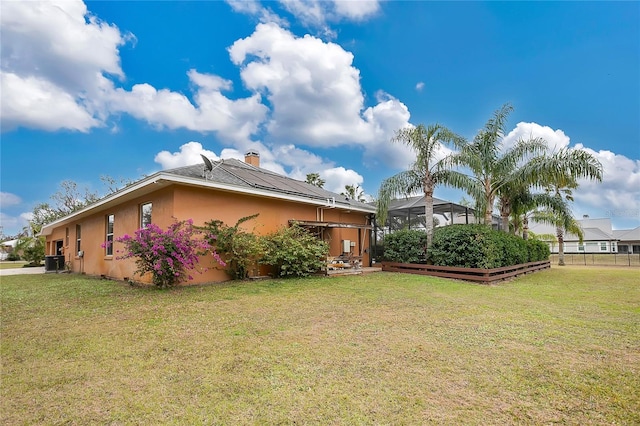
[173,185,371,279]
[555,241,617,254]
[618,243,640,254]
[45,184,371,284]
[46,187,175,282]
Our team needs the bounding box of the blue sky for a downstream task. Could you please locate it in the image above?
[1,0,639,237]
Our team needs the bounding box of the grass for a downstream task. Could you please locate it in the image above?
[0,261,29,270]
[2,267,639,425]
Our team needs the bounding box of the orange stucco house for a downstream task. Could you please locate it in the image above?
[40,152,376,284]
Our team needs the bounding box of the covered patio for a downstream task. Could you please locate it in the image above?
[370,196,498,262]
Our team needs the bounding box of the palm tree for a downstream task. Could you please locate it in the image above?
[444,103,548,228]
[531,204,584,267]
[377,123,464,248]
[524,148,603,265]
[341,184,366,202]
[305,173,325,188]
[509,188,574,240]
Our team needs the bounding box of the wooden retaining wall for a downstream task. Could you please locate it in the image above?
[381,260,551,284]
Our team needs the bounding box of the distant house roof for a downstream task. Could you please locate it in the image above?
[1,239,18,248]
[613,226,640,241]
[40,158,375,236]
[531,217,640,243]
[549,226,614,242]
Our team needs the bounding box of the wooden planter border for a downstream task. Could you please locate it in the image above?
[381,260,550,284]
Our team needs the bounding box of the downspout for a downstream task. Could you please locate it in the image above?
[368,213,375,267]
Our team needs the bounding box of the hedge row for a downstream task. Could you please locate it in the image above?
[382,225,550,268]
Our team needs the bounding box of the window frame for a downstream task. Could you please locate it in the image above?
[140,202,152,228]
[76,224,82,256]
[106,214,115,256]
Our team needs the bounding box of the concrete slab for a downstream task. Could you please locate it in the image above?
[0,266,45,276]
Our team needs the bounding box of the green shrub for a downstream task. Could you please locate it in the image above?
[115,220,217,288]
[428,224,534,268]
[493,230,528,266]
[382,229,427,263]
[261,223,329,278]
[6,252,21,261]
[21,237,45,266]
[201,215,264,280]
[526,239,551,262]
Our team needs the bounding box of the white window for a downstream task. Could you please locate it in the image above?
[578,243,584,252]
[76,224,82,255]
[106,214,114,256]
[140,203,152,228]
[600,242,607,252]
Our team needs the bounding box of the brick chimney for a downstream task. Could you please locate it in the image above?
[244,150,260,167]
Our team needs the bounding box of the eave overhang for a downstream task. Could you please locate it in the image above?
[39,172,376,236]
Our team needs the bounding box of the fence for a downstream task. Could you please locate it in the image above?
[550,253,640,266]
[381,260,550,284]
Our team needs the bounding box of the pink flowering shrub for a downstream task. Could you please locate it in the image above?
[116,220,224,288]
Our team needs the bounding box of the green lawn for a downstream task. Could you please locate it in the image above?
[0,261,28,270]
[2,267,638,425]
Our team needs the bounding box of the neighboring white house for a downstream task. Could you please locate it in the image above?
[528,217,639,254]
[613,227,640,254]
[0,239,19,260]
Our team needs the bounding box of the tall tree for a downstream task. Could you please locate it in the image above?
[305,173,325,188]
[377,123,464,248]
[444,103,548,228]
[531,204,584,267]
[31,180,100,229]
[341,184,366,202]
[523,148,603,265]
[508,189,574,240]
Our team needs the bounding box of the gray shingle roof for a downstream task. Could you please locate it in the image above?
[164,158,374,211]
[613,226,640,241]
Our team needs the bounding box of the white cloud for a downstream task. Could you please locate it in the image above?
[332,0,381,21]
[0,72,100,132]
[2,3,407,168]
[108,70,268,142]
[321,167,364,194]
[0,211,32,237]
[154,142,220,169]
[278,0,380,33]
[502,122,640,225]
[0,0,127,86]
[0,0,129,131]
[226,0,289,26]
[415,82,425,91]
[572,144,640,219]
[0,192,22,208]
[229,23,413,167]
[1,2,268,143]
[501,122,571,153]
